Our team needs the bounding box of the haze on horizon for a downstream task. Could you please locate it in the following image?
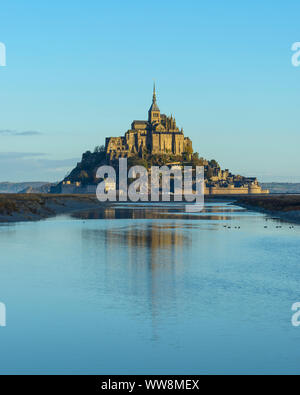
[0,0,299,183]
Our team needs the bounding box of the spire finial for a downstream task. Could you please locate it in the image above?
[153,81,156,103]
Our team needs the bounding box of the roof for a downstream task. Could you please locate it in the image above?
[149,83,160,112]
[149,102,160,112]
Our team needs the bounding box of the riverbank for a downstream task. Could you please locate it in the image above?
[0,194,103,223]
[235,195,300,224]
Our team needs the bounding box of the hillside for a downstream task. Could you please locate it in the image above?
[0,182,52,194]
[62,148,235,185]
[18,184,56,194]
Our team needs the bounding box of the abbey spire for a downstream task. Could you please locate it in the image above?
[152,82,157,104]
[148,83,160,123]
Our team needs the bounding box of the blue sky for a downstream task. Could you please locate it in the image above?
[0,0,300,182]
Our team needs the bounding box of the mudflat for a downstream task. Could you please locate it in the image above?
[0,194,103,222]
[236,195,300,223]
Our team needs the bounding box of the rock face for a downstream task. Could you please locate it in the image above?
[105,85,193,160]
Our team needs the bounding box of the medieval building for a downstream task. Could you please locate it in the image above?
[50,85,269,195]
[105,85,193,160]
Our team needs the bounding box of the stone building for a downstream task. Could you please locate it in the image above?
[105,85,192,160]
[50,85,269,196]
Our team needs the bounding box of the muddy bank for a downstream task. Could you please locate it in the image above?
[235,195,300,224]
[0,194,104,223]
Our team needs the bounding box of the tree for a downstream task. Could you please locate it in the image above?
[206,167,214,180]
[209,159,219,168]
[191,152,205,166]
[128,155,149,169]
[94,145,105,153]
[79,170,89,185]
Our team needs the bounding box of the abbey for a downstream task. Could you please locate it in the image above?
[105,85,193,160]
[52,85,269,196]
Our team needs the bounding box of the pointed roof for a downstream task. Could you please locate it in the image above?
[149,82,160,112]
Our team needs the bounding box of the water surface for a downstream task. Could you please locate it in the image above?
[0,201,300,374]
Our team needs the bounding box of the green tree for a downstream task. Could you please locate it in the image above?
[128,156,149,169]
[191,152,205,166]
[209,159,219,168]
[94,145,105,153]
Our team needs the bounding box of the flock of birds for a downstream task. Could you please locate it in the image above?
[223,225,241,229]
[223,224,295,230]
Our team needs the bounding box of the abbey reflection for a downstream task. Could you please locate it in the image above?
[80,220,191,335]
[72,205,231,221]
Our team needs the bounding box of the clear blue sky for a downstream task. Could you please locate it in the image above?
[0,0,300,182]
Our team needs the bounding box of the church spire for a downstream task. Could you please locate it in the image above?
[153,82,156,104]
[148,82,160,123]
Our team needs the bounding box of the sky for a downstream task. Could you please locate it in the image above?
[0,0,300,182]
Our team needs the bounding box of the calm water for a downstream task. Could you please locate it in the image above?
[0,201,300,374]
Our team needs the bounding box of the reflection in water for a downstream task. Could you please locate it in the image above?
[81,222,192,340]
[1,201,299,374]
[71,204,235,221]
[74,203,256,339]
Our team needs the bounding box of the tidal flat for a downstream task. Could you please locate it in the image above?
[0,194,102,222]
